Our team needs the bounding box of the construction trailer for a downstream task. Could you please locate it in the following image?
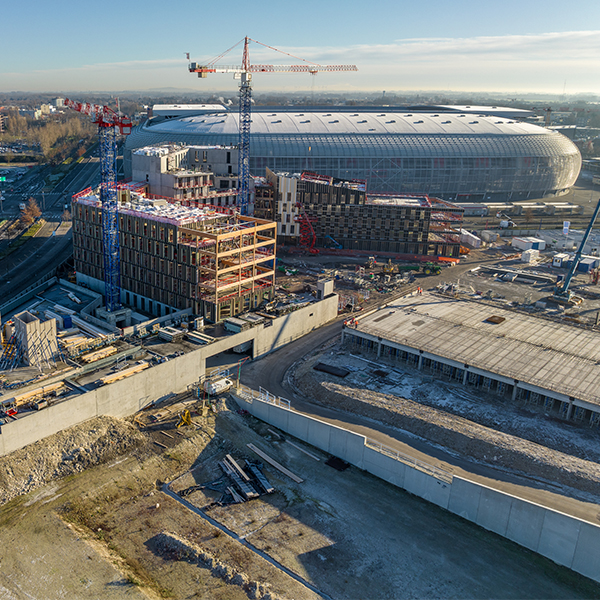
[72,191,276,323]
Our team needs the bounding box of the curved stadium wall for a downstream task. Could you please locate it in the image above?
[124,108,581,202]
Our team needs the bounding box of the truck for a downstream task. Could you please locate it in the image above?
[203,377,234,396]
[396,262,442,276]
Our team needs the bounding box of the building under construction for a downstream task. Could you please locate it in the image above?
[257,169,464,257]
[131,144,239,208]
[72,191,277,322]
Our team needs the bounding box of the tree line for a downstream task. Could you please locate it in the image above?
[0,110,96,163]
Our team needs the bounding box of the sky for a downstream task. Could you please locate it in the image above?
[1,0,600,96]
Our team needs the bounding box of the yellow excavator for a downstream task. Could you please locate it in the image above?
[176,409,193,428]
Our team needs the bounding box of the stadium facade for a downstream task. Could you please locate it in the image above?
[124,106,581,202]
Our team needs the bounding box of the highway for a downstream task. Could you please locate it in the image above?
[240,265,600,526]
[0,157,100,216]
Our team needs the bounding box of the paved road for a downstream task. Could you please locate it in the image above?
[241,260,600,526]
[0,223,72,303]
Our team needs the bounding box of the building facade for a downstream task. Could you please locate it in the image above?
[131,144,239,208]
[72,192,276,322]
[263,169,464,257]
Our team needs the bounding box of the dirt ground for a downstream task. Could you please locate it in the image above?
[0,397,599,600]
[290,338,600,505]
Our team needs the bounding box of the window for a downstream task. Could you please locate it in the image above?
[290,225,295,234]
[281,224,286,234]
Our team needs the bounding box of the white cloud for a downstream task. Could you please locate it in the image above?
[2,32,600,93]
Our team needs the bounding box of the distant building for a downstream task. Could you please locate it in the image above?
[125,105,582,202]
[72,191,276,322]
[55,98,64,108]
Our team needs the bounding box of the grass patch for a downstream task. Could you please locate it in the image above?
[22,221,44,238]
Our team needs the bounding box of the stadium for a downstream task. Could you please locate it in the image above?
[124,105,581,202]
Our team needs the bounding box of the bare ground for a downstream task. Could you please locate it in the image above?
[290,337,600,504]
[0,396,599,599]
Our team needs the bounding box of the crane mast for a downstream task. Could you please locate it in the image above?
[188,37,357,216]
[64,99,132,311]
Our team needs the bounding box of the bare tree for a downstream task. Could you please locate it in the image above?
[62,208,71,222]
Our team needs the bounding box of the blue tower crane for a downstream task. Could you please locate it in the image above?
[65,99,132,311]
[188,38,357,216]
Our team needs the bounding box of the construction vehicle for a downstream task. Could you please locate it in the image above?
[325,235,343,249]
[396,262,442,276]
[422,262,442,275]
[177,409,193,428]
[204,377,234,396]
[552,197,600,304]
[188,38,356,215]
[382,259,396,274]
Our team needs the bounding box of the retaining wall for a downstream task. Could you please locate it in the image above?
[0,295,339,456]
[232,389,600,584]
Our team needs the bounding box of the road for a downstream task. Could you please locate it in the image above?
[0,158,100,216]
[0,221,73,303]
[240,260,600,526]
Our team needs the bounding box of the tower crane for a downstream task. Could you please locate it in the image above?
[64,99,132,312]
[188,37,357,215]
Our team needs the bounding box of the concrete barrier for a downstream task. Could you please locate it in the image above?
[0,296,338,457]
[362,446,405,487]
[232,388,600,584]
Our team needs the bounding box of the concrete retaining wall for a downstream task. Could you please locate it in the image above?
[0,296,338,456]
[233,390,600,584]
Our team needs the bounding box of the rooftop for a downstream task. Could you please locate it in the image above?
[354,292,600,408]
[145,109,550,138]
[74,192,230,226]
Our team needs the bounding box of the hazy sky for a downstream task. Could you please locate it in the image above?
[2,0,600,95]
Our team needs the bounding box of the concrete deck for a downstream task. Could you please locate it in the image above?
[354,293,600,408]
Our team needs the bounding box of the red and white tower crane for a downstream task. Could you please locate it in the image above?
[64,99,132,311]
[187,37,357,215]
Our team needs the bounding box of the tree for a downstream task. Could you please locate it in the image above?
[62,208,71,222]
[20,197,41,226]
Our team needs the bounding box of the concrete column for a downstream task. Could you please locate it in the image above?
[417,354,423,370]
[462,369,468,385]
[377,341,382,358]
[512,381,519,401]
[566,398,574,420]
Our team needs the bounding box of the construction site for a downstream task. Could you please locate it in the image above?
[256,168,465,258]
[2,36,600,599]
